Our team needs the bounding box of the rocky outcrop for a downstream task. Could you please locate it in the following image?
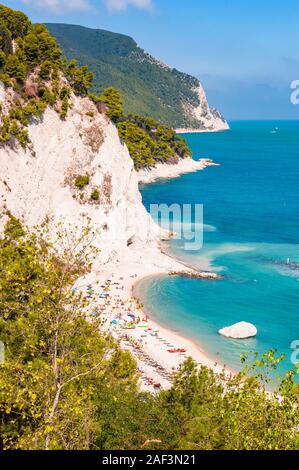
[177,84,229,133]
[219,322,257,339]
[137,158,218,184]
[169,270,221,280]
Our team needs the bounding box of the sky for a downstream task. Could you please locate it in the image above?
[2,0,299,120]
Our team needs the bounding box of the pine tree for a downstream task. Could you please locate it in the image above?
[99,86,124,122]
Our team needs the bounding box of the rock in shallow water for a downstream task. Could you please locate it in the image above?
[219,321,257,339]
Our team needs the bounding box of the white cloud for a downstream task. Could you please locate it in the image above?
[21,0,153,14]
[104,0,153,13]
[22,0,93,14]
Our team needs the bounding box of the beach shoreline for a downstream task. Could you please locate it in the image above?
[81,236,233,392]
[131,272,232,375]
[78,157,233,392]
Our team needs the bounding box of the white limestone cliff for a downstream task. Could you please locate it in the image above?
[177,84,229,133]
[0,91,159,267]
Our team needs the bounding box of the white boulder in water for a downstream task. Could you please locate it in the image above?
[219,321,257,339]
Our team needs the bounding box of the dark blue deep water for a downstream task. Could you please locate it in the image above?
[138,121,299,382]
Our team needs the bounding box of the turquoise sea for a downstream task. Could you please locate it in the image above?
[137,121,299,382]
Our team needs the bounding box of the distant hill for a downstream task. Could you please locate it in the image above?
[46,23,228,131]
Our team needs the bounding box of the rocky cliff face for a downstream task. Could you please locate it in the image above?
[0,88,158,265]
[178,85,229,132]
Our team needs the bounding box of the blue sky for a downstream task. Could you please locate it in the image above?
[3,0,299,120]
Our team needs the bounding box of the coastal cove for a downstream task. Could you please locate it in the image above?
[3,2,299,452]
[138,121,299,381]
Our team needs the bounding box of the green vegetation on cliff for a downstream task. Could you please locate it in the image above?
[0,4,93,146]
[46,23,204,129]
[117,114,191,170]
[91,86,191,169]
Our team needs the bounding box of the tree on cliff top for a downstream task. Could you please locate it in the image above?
[98,86,124,122]
[0,4,95,147]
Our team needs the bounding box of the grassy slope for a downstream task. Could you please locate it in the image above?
[46,23,201,128]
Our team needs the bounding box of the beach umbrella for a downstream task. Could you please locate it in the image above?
[111,319,118,325]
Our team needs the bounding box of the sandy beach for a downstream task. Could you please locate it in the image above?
[78,246,230,393]
[76,148,234,393]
